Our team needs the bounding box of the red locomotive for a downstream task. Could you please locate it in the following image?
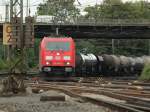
[39,37,75,76]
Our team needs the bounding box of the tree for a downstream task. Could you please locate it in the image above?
[37,0,80,23]
[84,0,150,20]
[84,5,101,22]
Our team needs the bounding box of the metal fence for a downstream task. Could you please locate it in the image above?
[1,17,150,26]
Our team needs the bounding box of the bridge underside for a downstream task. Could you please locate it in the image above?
[1,24,150,39]
[34,25,150,39]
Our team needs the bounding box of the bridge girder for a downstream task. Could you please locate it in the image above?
[1,24,150,40]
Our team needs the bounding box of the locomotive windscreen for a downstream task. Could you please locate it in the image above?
[46,42,70,51]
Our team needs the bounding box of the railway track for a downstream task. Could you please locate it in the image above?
[27,78,150,112]
[0,71,149,112]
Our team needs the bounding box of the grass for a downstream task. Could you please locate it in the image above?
[0,58,22,71]
[140,63,150,81]
[0,59,8,70]
[0,58,38,72]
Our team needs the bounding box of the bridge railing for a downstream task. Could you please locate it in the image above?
[72,19,150,25]
[0,20,5,23]
[1,18,150,25]
[35,18,150,25]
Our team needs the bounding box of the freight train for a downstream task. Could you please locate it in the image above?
[39,37,149,77]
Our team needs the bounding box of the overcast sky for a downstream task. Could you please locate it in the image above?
[0,0,148,21]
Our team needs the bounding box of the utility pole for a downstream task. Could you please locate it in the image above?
[56,28,59,35]
[5,4,10,60]
[145,0,150,55]
[1,0,26,95]
[10,0,24,48]
[95,0,98,25]
[26,0,29,17]
[148,40,150,55]
[112,39,115,54]
[5,4,9,22]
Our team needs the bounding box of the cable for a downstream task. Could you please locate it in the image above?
[76,0,81,5]
[0,1,100,8]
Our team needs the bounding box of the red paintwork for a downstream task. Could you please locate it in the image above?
[39,37,75,70]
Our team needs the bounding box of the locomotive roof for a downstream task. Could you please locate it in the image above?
[40,37,74,47]
[42,37,73,41]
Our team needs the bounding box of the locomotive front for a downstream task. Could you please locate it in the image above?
[39,37,75,75]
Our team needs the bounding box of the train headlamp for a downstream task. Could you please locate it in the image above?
[46,62,50,65]
[46,56,53,60]
[66,62,70,65]
[56,53,60,56]
[64,56,71,60]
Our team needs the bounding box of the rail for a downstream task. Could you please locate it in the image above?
[28,79,150,112]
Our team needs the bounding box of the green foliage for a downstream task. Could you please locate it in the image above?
[76,39,113,54]
[0,58,19,70]
[27,39,41,68]
[0,59,7,70]
[27,48,37,68]
[0,39,41,71]
[140,63,150,80]
[37,0,80,22]
[76,40,96,53]
[75,39,149,56]
[84,0,150,19]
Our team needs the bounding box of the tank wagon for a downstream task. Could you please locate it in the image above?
[39,37,75,76]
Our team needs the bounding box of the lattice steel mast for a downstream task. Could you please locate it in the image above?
[1,0,34,95]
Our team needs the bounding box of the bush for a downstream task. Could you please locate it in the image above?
[140,63,150,81]
[0,59,7,70]
[0,58,22,71]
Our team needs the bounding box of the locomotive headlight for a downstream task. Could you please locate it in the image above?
[66,62,70,65]
[46,62,50,65]
[56,53,60,56]
[64,56,71,60]
[46,56,53,60]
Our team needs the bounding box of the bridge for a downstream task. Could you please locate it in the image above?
[1,19,150,40]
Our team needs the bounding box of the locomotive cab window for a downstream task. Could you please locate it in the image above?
[46,42,70,51]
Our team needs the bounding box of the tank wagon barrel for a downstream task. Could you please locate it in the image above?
[75,53,99,76]
[101,54,120,76]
